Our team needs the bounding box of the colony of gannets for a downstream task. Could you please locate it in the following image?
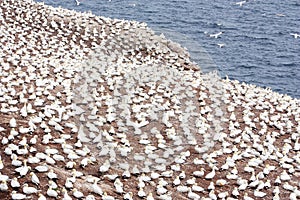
[0,0,300,199]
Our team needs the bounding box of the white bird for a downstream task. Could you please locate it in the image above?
[138,188,146,197]
[104,174,118,181]
[35,164,49,172]
[102,192,115,200]
[150,172,159,179]
[23,183,38,194]
[72,188,84,198]
[80,157,91,168]
[47,169,58,179]
[92,180,103,195]
[10,117,17,128]
[65,177,74,189]
[45,147,58,155]
[244,164,255,173]
[140,173,151,182]
[0,180,8,191]
[20,104,28,117]
[29,135,38,144]
[294,138,300,150]
[86,195,96,200]
[235,1,246,6]
[77,125,90,143]
[47,187,58,198]
[66,161,76,169]
[216,179,227,186]
[67,151,80,160]
[48,180,58,190]
[264,179,271,189]
[15,164,30,177]
[177,185,189,193]
[275,176,282,185]
[263,164,275,175]
[156,184,168,195]
[186,177,196,185]
[209,190,217,200]
[208,182,215,190]
[138,180,145,188]
[188,188,200,199]
[290,192,297,200]
[232,187,239,196]
[254,189,266,197]
[62,188,72,200]
[209,32,223,38]
[273,186,280,195]
[72,169,83,178]
[146,192,155,200]
[283,182,295,191]
[124,192,133,200]
[217,43,225,48]
[11,177,20,188]
[193,168,205,177]
[191,183,204,192]
[38,193,47,200]
[74,139,83,148]
[11,154,23,167]
[53,154,65,162]
[99,160,110,173]
[290,33,300,39]
[158,178,168,187]
[173,176,181,186]
[114,178,124,194]
[0,126,5,132]
[75,0,80,6]
[280,170,291,181]
[30,172,40,185]
[11,191,27,200]
[244,192,254,200]
[218,191,229,199]
[19,137,27,146]
[1,137,8,145]
[205,166,217,179]
[179,171,186,179]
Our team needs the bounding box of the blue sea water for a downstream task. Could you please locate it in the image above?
[36,0,300,98]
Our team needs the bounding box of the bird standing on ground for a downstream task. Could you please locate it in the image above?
[30,172,40,185]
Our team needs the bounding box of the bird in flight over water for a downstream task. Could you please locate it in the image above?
[209,32,223,38]
[235,1,246,6]
[75,0,80,6]
[290,33,300,39]
[217,43,225,48]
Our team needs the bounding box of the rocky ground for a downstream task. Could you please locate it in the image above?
[0,0,299,199]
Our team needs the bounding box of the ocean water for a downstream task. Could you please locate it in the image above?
[36,0,300,98]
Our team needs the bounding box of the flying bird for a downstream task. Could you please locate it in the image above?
[209,32,223,38]
[235,1,246,6]
[75,0,80,6]
[290,33,300,39]
[217,43,225,48]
